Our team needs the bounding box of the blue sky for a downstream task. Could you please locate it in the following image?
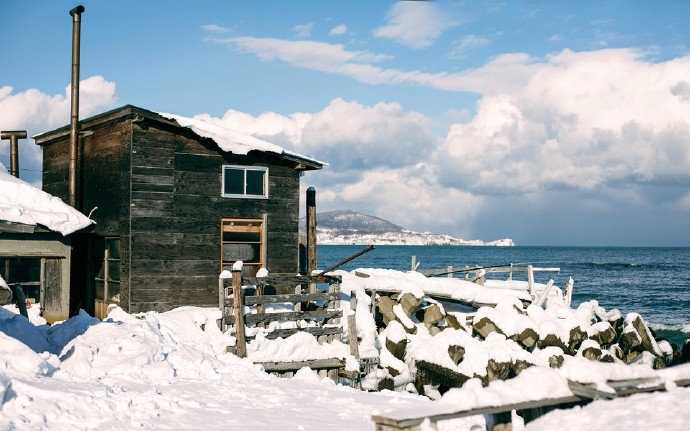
[2,0,690,246]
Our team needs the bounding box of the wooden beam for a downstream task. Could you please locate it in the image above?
[258,358,345,372]
[240,291,340,306]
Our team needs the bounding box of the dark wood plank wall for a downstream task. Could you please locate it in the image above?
[127,120,302,313]
[38,108,306,315]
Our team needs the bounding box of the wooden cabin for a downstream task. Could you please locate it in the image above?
[34,105,324,318]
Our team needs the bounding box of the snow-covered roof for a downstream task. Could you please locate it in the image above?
[0,163,93,236]
[158,111,326,169]
[34,105,325,170]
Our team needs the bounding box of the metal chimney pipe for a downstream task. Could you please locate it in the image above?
[0,130,27,178]
[68,5,85,209]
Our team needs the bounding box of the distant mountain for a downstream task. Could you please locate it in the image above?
[300,210,514,246]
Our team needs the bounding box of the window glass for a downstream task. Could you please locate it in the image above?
[95,280,105,301]
[107,238,121,260]
[107,281,120,303]
[245,169,265,195]
[94,237,120,306]
[108,261,120,281]
[223,168,244,195]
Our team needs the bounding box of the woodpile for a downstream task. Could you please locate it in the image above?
[364,291,688,397]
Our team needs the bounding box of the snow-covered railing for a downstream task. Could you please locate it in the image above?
[218,270,348,380]
[413,261,563,302]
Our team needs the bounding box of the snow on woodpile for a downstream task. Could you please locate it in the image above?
[336,268,688,395]
[0,163,92,235]
[1,270,690,430]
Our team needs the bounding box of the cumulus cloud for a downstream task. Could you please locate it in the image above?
[439,49,690,197]
[373,1,452,49]
[0,76,117,185]
[189,47,690,242]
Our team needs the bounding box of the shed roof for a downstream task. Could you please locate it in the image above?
[34,105,326,171]
[0,163,93,236]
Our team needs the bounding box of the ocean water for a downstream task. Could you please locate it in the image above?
[317,245,690,346]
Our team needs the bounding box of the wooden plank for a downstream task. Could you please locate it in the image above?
[240,274,341,286]
[262,326,342,340]
[371,376,690,430]
[239,291,340,306]
[227,309,342,325]
[257,358,345,372]
[371,394,584,430]
[567,381,616,400]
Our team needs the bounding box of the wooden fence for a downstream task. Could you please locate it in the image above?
[219,271,352,380]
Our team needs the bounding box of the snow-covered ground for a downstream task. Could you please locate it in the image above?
[2,269,689,430]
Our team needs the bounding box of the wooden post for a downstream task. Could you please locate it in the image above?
[218,277,225,330]
[348,291,359,358]
[306,187,317,294]
[232,269,247,358]
[527,265,535,298]
[306,188,317,272]
[255,283,264,328]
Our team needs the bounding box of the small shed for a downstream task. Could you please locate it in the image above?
[33,105,324,318]
[0,163,92,323]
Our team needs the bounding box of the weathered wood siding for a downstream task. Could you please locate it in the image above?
[38,106,306,315]
[127,119,301,313]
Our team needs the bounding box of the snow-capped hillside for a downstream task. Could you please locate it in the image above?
[302,210,514,246]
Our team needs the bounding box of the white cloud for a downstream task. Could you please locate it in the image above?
[448,35,491,58]
[313,166,482,236]
[373,1,451,49]
[329,24,347,36]
[201,24,231,34]
[292,23,314,38]
[207,35,541,92]
[438,49,690,197]
[0,76,117,185]
[190,44,690,241]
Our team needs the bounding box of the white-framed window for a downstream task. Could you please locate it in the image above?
[222,165,268,198]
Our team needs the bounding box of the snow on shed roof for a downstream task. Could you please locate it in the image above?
[0,163,92,236]
[34,105,326,170]
[158,111,326,168]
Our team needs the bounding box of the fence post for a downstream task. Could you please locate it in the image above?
[527,264,535,298]
[218,276,225,331]
[348,291,359,358]
[232,269,247,358]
